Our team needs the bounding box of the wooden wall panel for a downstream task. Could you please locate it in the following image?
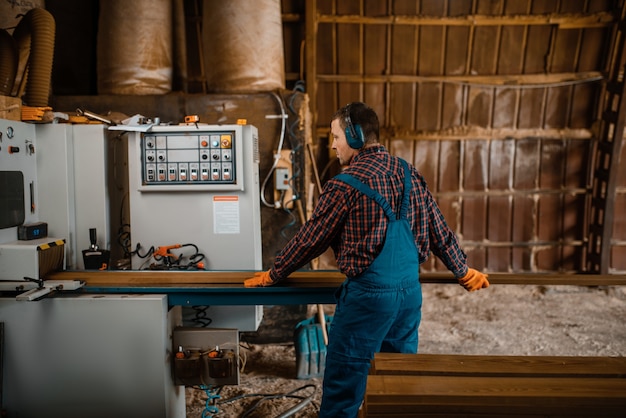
[563,194,586,240]
[435,141,461,271]
[438,141,461,193]
[536,245,561,271]
[493,89,518,128]
[467,88,492,127]
[552,29,581,72]
[564,140,589,188]
[570,84,598,128]
[539,140,565,189]
[561,245,579,271]
[306,0,619,274]
[412,141,438,186]
[545,86,571,128]
[610,247,626,271]
[487,139,515,270]
[388,139,413,163]
[537,140,565,270]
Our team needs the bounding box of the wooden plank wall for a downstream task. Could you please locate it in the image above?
[286,0,626,274]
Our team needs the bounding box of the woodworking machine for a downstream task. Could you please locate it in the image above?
[0,118,314,418]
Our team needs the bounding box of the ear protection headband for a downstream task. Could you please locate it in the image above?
[344,104,365,149]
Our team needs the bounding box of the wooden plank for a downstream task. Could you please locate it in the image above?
[315,71,605,88]
[364,375,626,416]
[44,270,626,286]
[380,127,593,141]
[316,12,617,28]
[370,353,626,378]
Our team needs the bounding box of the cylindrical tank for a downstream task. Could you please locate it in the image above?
[202,0,285,93]
[97,0,172,95]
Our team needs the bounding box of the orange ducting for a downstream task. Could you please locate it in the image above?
[12,8,56,107]
[0,29,17,95]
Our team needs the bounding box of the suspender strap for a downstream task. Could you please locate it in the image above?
[334,159,412,220]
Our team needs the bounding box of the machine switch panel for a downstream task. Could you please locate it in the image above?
[140,132,236,185]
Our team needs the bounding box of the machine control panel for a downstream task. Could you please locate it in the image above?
[141,131,237,185]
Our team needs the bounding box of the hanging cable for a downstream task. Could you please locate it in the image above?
[260,90,288,208]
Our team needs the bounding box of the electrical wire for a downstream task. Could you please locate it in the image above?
[199,384,222,418]
[191,305,213,327]
[217,384,318,418]
[260,90,288,208]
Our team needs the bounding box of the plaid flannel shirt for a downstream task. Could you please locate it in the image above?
[270,145,468,281]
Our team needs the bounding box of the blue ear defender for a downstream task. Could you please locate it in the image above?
[345,105,365,149]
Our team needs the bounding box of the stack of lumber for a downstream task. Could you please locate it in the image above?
[361,353,626,417]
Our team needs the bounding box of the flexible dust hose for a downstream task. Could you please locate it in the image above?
[12,8,56,107]
[0,29,18,95]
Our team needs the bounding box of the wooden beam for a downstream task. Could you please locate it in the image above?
[370,353,626,378]
[315,125,594,141]
[305,0,318,139]
[316,71,604,87]
[318,12,617,29]
[45,270,626,286]
[384,126,594,141]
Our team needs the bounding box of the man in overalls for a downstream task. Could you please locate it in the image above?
[244,102,489,417]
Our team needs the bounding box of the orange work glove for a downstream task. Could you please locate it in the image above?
[458,268,489,292]
[244,270,275,287]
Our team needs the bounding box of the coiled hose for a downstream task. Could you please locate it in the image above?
[0,29,17,95]
[12,8,56,107]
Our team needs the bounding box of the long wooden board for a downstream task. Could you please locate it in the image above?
[364,374,626,417]
[45,270,626,286]
[370,353,626,378]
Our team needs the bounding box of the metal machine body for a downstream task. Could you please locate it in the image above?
[0,120,266,417]
[127,124,262,272]
[0,120,38,248]
[0,295,184,418]
[127,124,263,331]
[0,120,112,276]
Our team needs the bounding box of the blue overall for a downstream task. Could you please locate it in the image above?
[319,160,423,418]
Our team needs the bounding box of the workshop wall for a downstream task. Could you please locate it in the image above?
[28,0,626,275]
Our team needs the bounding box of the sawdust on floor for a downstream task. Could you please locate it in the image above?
[185,283,626,417]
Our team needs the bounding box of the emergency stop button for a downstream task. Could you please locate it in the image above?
[220,134,232,148]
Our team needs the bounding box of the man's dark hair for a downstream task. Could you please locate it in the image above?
[332,102,380,145]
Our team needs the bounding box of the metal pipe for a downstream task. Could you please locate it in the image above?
[76,108,113,125]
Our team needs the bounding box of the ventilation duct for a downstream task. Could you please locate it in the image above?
[11,8,56,107]
[0,29,17,95]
